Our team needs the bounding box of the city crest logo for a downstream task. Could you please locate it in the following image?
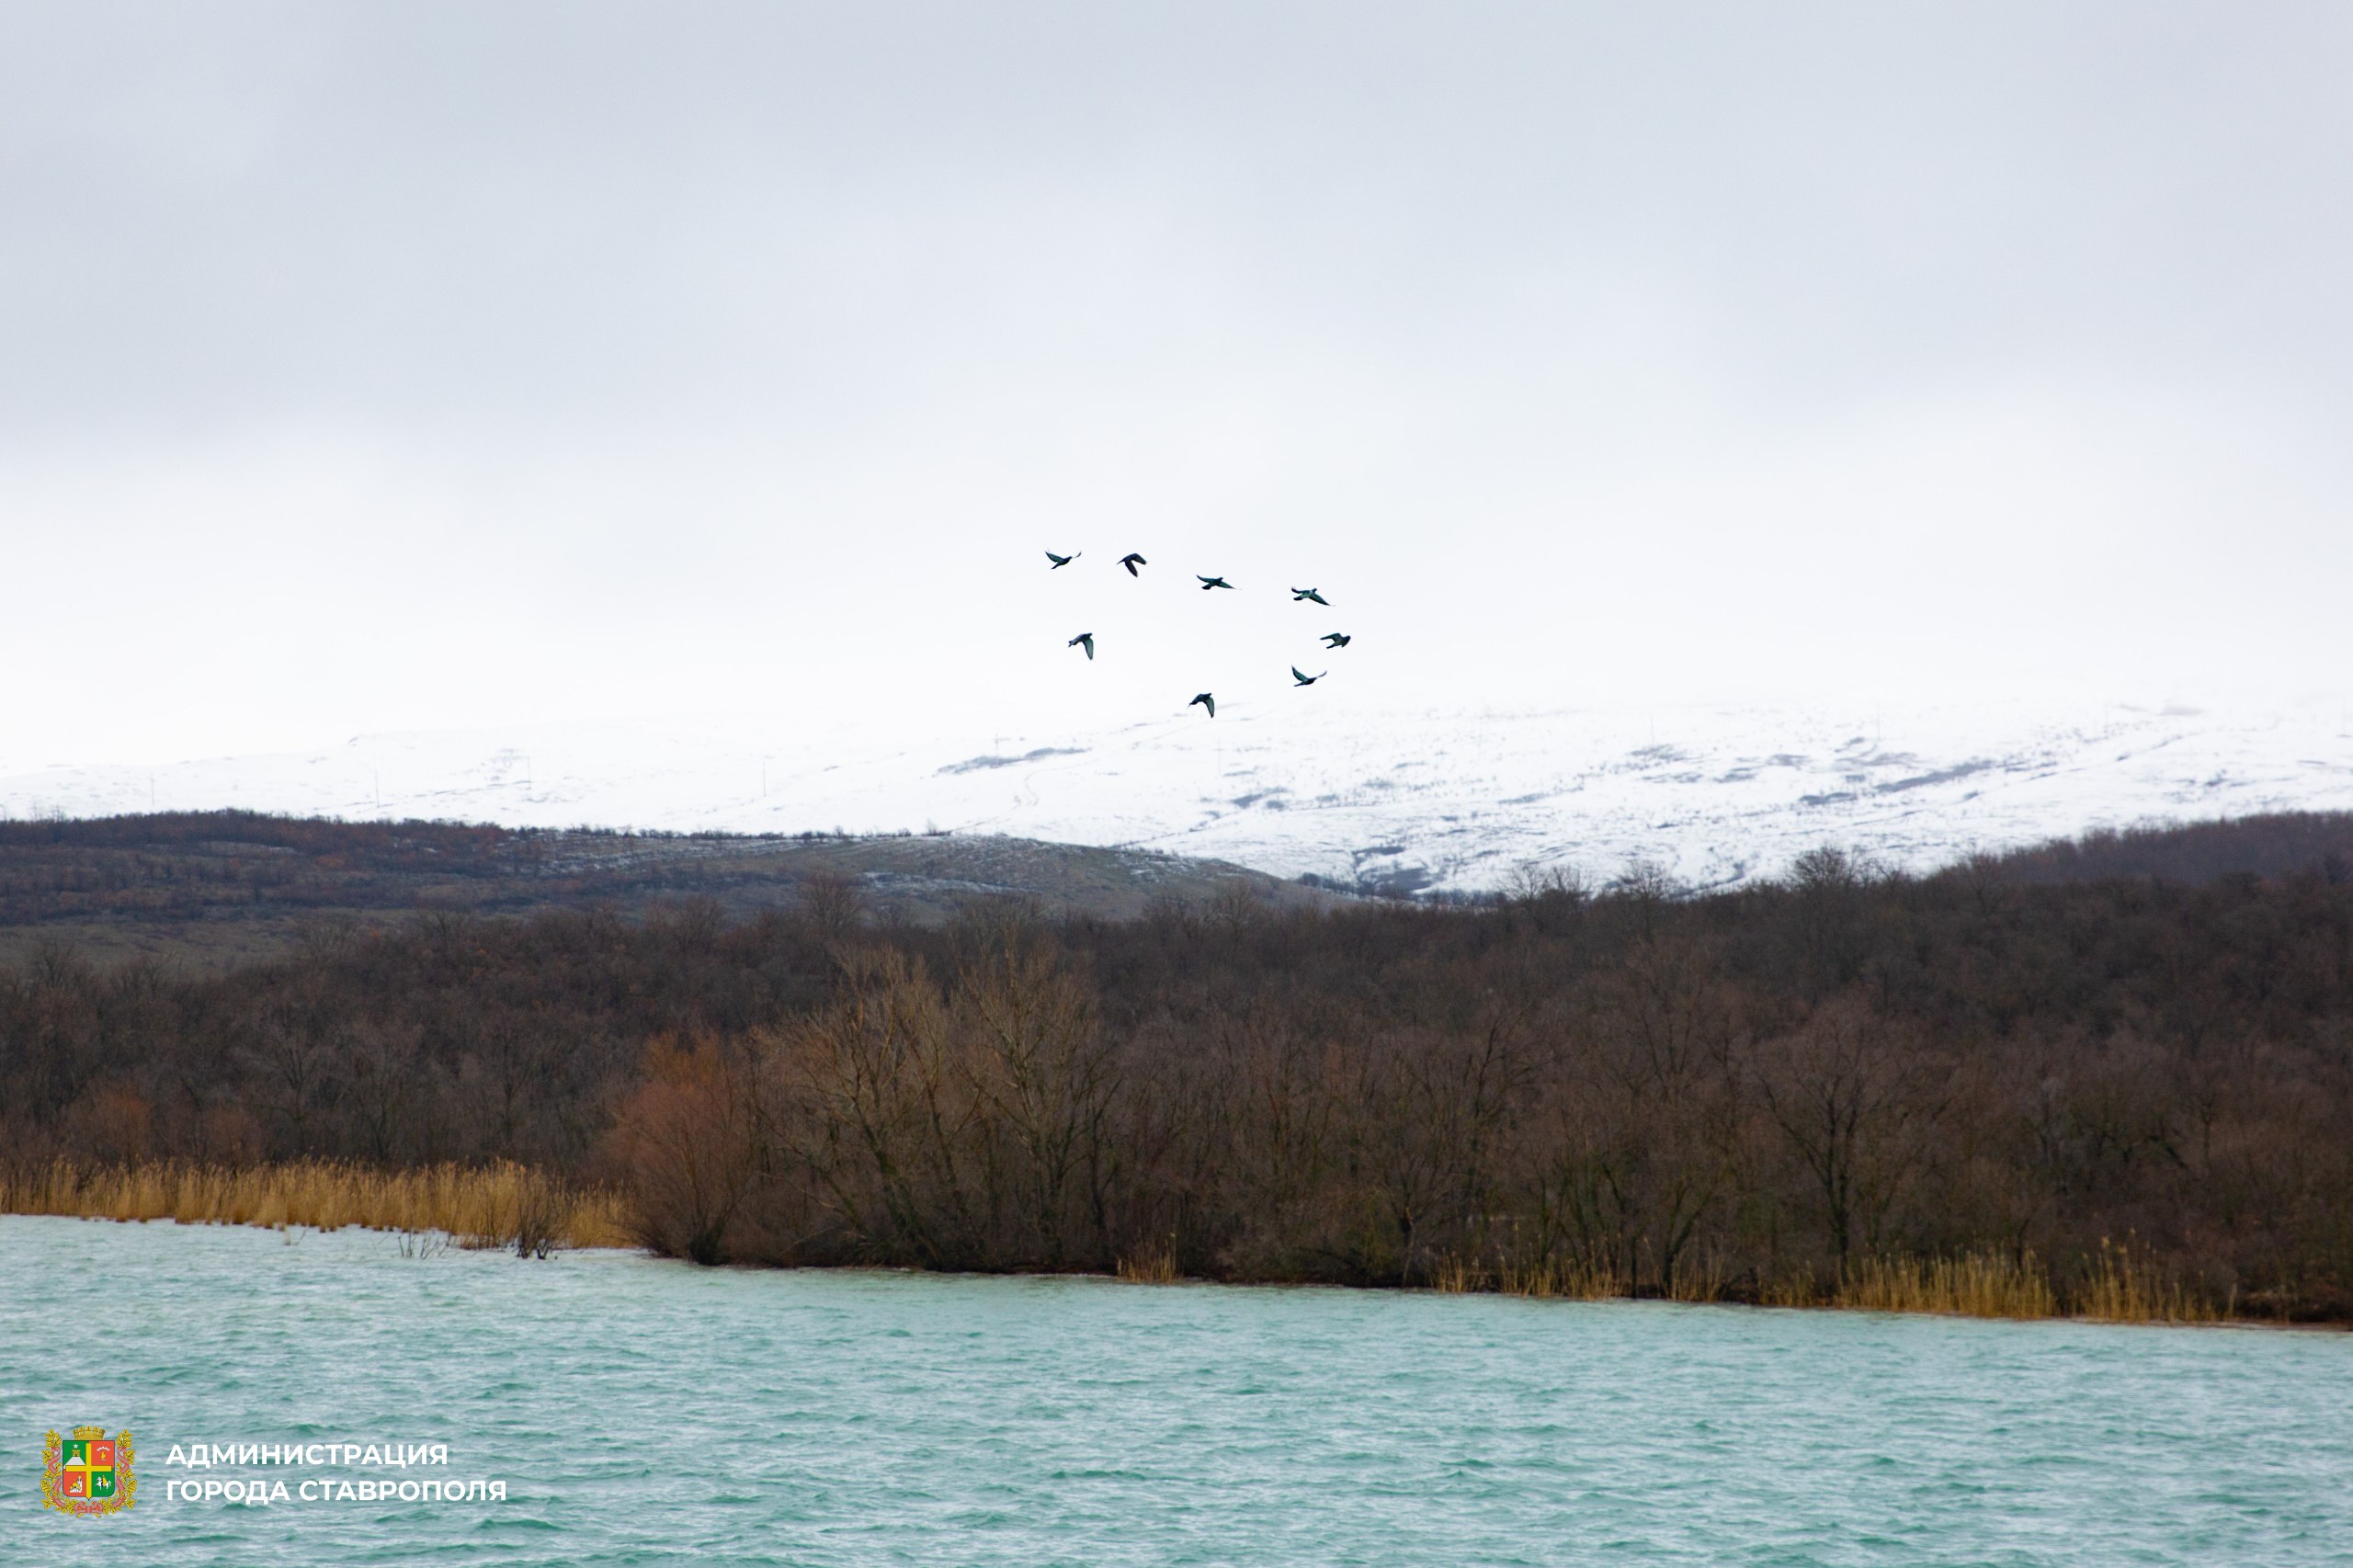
[43,1426,135,1517]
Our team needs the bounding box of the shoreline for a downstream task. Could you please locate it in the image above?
[11,1209,2336,1333]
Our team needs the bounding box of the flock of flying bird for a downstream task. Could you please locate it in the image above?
[1044,549,1349,718]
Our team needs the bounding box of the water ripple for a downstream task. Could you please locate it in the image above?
[4,1217,2349,1566]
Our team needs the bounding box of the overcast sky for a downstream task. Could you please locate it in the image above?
[5,2,2350,771]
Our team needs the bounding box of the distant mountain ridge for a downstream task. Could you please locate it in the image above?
[5,698,2350,900]
[0,813,1336,969]
[7,805,2352,972]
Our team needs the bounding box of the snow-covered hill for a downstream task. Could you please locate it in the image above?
[7,698,2351,897]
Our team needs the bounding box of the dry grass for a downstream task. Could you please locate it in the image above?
[1770,1244,2232,1324]
[1,1159,631,1253]
[1665,1250,1733,1304]
[1114,1245,1181,1283]
[1762,1268,1824,1309]
[2076,1238,2231,1324]
[1836,1251,2059,1320]
[1428,1255,1487,1293]
[1427,1254,1624,1300]
[1498,1255,1625,1301]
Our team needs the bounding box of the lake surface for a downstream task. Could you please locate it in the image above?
[4,1216,2349,1566]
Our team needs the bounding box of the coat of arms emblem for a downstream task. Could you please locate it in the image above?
[43,1426,135,1517]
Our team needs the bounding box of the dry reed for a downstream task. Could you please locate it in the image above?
[1428,1255,1487,1293]
[1762,1268,1824,1309]
[1665,1250,1733,1304]
[1836,1251,2058,1320]
[1427,1253,1625,1300]
[1114,1245,1181,1283]
[2076,1238,2230,1324]
[1498,1255,1624,1301]
[1,1159,631,1253]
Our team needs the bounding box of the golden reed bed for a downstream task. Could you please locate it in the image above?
[1,1158,631,1253]
[1824,1244,2227,1323]
[1828,1252,2059,1319]
[1424,1244,2226,1324]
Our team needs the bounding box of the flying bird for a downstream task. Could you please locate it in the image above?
[1119,553,1147,576]
[1046,551,1078,568]
[1197,575,1233,591]
[1322,632,1351,649]
[1189,692,1217,717]
[1291,667,1325,687]
[1290,587,1329,606]
[1069,632,1095,660]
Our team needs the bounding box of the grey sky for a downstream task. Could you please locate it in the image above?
[5,3,2349,769]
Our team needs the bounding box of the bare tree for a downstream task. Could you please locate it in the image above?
[1752,996,1945,1269]
[795,873,871,945]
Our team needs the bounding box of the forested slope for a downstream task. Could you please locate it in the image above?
[6,816,2349,1317]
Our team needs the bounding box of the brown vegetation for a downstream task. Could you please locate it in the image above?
[5,817,2352,1324]
[2,1158,628,1252]
[1115,1244,1181,1283]
[1831,1253,2057,1319]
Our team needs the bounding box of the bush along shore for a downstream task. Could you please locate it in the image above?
[6,826,2352,1324]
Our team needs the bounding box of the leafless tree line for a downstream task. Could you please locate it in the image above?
[6,843,2351,1317]
[609,890,2353,1318]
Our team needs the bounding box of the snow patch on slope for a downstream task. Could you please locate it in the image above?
[6,699,2351,896]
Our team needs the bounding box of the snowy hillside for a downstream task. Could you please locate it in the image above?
[6,698,2351,897]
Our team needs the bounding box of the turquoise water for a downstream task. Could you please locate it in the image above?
[4,1217,2349,1565]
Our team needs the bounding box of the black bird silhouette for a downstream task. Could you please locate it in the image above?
[1321,632,1351,649]
[1069,632,1095,660]
[1189,692,1217,717]
[1119,553,1147,576]
[1290,667,1325,687]
[1046,550,1078,568]
[1290,587,1329,606]
[1197,575,1233,591]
